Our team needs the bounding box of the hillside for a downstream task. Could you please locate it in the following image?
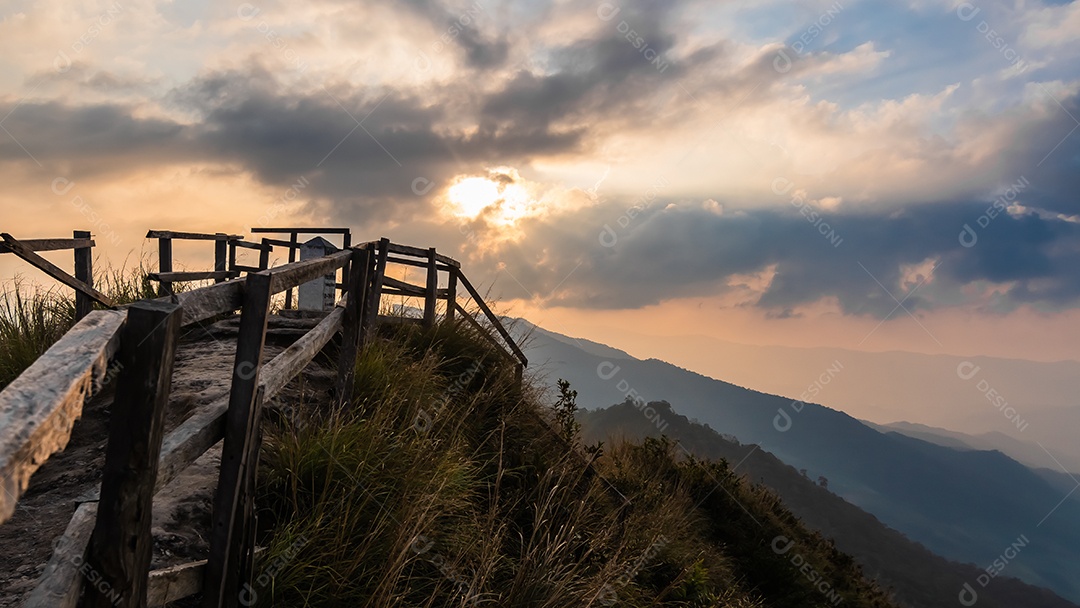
[243,319,901,606]
[579,399,1078,608]
[520,321,1080,602]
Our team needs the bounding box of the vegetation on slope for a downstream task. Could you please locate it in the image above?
[580,398,1079,608]
[0,265,159,389]
[251,319,899,607]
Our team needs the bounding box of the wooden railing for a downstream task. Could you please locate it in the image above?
[0,231,104,320]
[0,231,524,608]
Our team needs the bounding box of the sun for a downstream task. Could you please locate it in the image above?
[446,176,501,218]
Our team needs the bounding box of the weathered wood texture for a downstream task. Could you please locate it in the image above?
[250,227,350,234]
[0,234,114,308]
[204,272,272,608]
[385,242,459,267]
[384,255,455,271]
[0,310,125,524]
[157,237,173,297]
[423,247,437,328]
[85,301,183,608]
[21,501,99,608]
[363,239,389,336]
[147,560,206,607]
[0,238,94,254]
[446,270,457,322]
[266,250,351,295]
[149,271,239,283]
[336,248,369,401]
[381,276,425,296]
[146,230,241,241]
[215,238,228,284]
[170,280,245,327]
[73,230,94,320]
[454,270,527,366]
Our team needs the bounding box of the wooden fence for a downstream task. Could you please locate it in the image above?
[0,231,525,608]
[0,231,106,320]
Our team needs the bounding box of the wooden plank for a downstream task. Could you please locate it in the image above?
[1,234,114,308]
[266,250,351,294]
[231,240,266,251]
[381,276,425,296]
[250,227,350,234]
[148,271,239,282]
[85,301,182,608]
[384,242,459,267]
[454,270,527,366]
[258,238,270,271]
[446,269,457,322]
[146,230,241,241]
[257,237,301,250]
[158,237,173,297]
[336,249,368,401]
[260,306,343,399]
[423,248,437,328]
[228,386,264,603]
[73,230,93,321]
[0,310,125,524]
[204,272,272,608]
[285,232,297,309]
[0,238,94,255]
[363,239,389,338]
[232,264,262,273]
[172,281,245,326]
[215,237,228,284]
[21,501,98,608]
[147,560,205,607]
[384,255,455,271]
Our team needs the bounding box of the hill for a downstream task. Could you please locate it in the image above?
[580,399,1078,608]
[244,318,901,606]
[519,321,1080,602]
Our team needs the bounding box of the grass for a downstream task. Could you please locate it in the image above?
[251,318,901,607]
[0,260,164,389]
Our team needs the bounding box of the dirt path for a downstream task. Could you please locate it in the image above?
[0,313,335,606]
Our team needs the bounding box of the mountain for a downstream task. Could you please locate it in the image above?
[579,399,1078,608]
[565,328,1080,470]
[869,421,1080,474]
[518,320,1080,603]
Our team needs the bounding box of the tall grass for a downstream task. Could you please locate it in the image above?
[0,260,162,389]
[253,319,899,607]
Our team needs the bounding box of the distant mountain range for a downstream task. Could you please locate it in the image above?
[579,399,1077,608]
[558,327,1080,472]
[517,320,1080,603]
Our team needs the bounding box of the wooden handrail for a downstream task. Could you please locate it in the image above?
[453,269,528,366]
[146,230,240,241]
[0,310,126,524]
[0,238,94,254]
[10,232,530,608]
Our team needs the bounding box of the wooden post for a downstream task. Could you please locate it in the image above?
[85,300,183,608]
[73,230,93,321]
[258,238,270,271]
[362,238,389,337]
[340,230,352,297]
[228,239,237,275]
[232,385,265,604]
[158,237,173,297]
[423,247,437,328]
[214,235,228,284]
[337,248,369,403]
[204,272,272,608]
[446,268,457,323]
[284,231,298,309]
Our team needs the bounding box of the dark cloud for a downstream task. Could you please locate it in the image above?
[470,197,1080,316]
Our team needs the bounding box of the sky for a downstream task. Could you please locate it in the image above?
[1,0,1079,363]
